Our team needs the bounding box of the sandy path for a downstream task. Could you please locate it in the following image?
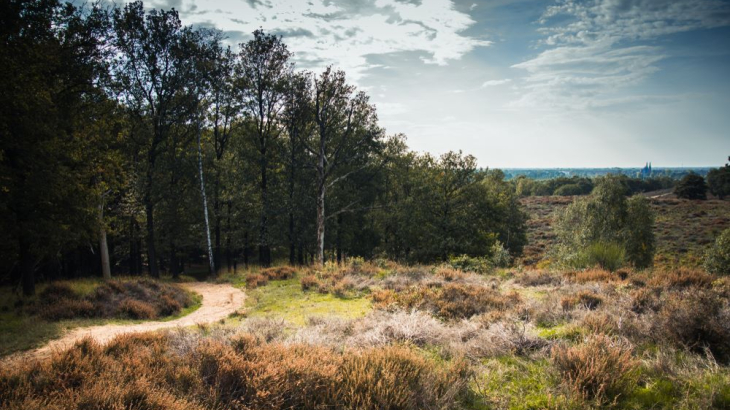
[4,282,245,363]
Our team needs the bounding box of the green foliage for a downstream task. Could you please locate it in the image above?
[575,241,626,272]
[675,173,708,200]
[707,165,730,199]
[556,176,655,269]
[704,228,730,275]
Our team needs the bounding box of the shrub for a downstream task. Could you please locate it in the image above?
[552,335,637,404]
[707,165,730,199]
[261,266,297,280]
[0,332,470,410]
[561,291,602,311]
[448,254,492,274]
[653,289,730,362]
[566,268,613,283]
[116,298,156,319]
[300,274,320,291]
[556,176,655,269]
[39,299,96,320]
[675,173,708,200]
[515,270,561,286]
[431,284,519,320]
[704,228,730,275]
[648,268,714,289]
[434,267,466,282]
[245,274,268,289]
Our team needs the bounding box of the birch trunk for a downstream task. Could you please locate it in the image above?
[99,200,111,280]
[197,124,215,276]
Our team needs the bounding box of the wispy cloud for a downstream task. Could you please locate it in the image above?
[153,0,490,81]
[481,79,511,87]
[512,0,730,110]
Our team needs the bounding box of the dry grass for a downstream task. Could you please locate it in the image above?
[552,335,637,404]
[0,332,469,410]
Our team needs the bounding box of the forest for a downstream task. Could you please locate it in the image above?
[0,0,526,296]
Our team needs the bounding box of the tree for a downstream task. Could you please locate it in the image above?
[674,173,708,200]
[556,176,655,269]
[704,228,730,275]
[112,2,208,277]
[306,67,382,266]
[707,165,730,200]
[235,30,293,267]
[0,0,112,295]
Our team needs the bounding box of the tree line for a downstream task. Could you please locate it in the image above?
[0,0,527,295]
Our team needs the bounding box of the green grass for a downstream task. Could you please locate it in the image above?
[243,278,372,326]
[0,280,202,357]
[468,356,579,410]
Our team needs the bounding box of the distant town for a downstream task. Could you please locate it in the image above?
[501,166,711,180]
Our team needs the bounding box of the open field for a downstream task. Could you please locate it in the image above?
[3,262,729,409]
[520,196,730,269]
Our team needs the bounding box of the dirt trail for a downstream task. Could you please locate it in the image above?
[4,282,245,363]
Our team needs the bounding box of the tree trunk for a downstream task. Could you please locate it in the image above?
[316,179,326,266]
[259,146,270,267]
[214,181,221,274]
[243,231,250,267]
[169,240,179,280]
[99,201,111,281]
[145,200,159,278]
[226,201,232,273]
[336,213,343,264]
[19,233,35,296]
[197,125,215,276]
[129,216,137,275]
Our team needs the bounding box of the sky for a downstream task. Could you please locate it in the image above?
[142,0,730,168]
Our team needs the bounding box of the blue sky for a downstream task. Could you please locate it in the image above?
[143,0,730,168]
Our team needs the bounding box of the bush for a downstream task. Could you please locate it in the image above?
[0,332,470,410]
[39,299,96,320]
[552,335,637,404]
[707,165,730,199]
[675,173,708,200]
[653,289,730,362]
[117,298,156,319]
[261,266,297,280]
[448,254,492,274]
[300,275,320,291]
[556,176,655,269]
[561,291,603,311]
[246,274,268,289]
[704,228,730,275]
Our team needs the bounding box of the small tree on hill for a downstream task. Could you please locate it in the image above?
[704,228,730,275]
[556,176,655,270]
[707,165,730,200]
[675,173,708,200]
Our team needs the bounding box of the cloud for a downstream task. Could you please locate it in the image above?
[154,0,490,81]
[481,79,511,87]
[512,0,730,110]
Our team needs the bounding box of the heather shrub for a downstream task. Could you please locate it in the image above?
[566,268,613,284]
[246,273,268,289]
[648,268,714,289]
[31,279,191,321]
[300,274,319,291]
[561,291,603,311]
[0,332,470,410]
[39,298,96,320]
[515,270,561,287]
[117,298,156,319]
[552,335,637,404]
[704,228,730,275]
[261,266,297,280]
[653,289,730,362]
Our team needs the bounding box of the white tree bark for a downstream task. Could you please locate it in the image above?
[99,199,111,280]
[198,124,215,276]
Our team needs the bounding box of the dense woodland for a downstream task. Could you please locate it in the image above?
[0,0,527,295]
